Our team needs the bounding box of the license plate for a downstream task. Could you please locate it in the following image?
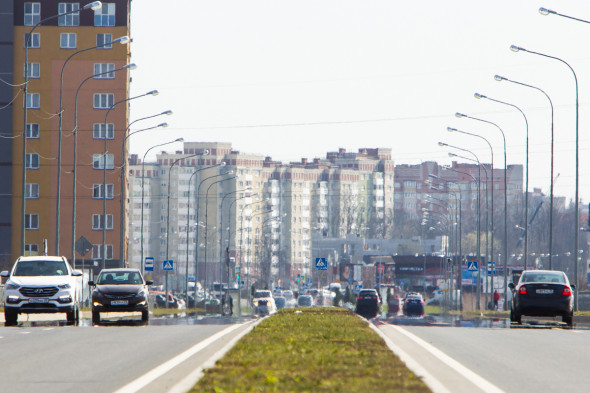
[536,289,553,294]
[29,298,48,303]
[111,300,128,306]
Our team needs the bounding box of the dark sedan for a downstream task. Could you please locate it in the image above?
[355,289,380,318]
[509,270,574,326]
[403,293,424,317]
[89,269,153,324]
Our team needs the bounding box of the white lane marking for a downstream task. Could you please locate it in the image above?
[20,331,31,335]
[369,323,451,393]
[168,318,264,393]
[113,323,247,393]
[389,325,505,393]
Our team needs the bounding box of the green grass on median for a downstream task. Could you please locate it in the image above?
[189,308,431,393]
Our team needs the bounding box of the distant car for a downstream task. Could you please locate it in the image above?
[89,268,152,324]
[282,290,294,300]
[355,289,380,318]
[274,296,287,310]
[252,290,276,316]
[403,293,424,316]
[297,295,313,307]
[509,269,574,326]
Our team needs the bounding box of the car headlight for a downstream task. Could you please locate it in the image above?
[58,283,71,289]
[5,282,20,290]
[136,290,146,298]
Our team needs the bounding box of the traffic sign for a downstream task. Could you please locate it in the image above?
[145,257,154,271]
[467,261,478,271]
[308,278,312,284]
[315,257,328,270]
[163,260,174,271]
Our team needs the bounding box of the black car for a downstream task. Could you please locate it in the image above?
[89,268,153,324]
[403,293,424,316]
[509,270,574,326]
[355,289,380,318]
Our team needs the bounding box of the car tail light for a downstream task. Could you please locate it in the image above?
[562,286,572,296]
[420,300,424,305]
[357,296,361,301]
[518,285,527,295]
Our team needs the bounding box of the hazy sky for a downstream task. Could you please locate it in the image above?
[128,0,590,203]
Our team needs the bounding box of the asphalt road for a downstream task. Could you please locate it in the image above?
[378,321,590,393]
[0,315,253,393]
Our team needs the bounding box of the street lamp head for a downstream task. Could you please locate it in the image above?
[83,1,102,10]
[124,63,137,70]
[474,92,486,99]
[223,171,234,175]
[446,127,457,132]
[147,90,159,96]
[510,45,524,52]
[157,122,168,128]
[455,112,466,118]
[162,110,173,116]
[437,141,447,147]
[448,153,458,158]
[538,7,555,16]
[113,36,130,44]
[494,75,506,82]
[175,137,184,142]
[427,174,438,179]
[219,161,226,166]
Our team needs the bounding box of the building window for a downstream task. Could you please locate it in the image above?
[26,93,40,109]
[25,183,39,199]
[93,93,114,109]
[92,244,113,259]
[26,153,39,169]
[92,214,113,230]
[93,184,114,199]
[94,3,115,26]
[24,33,40,48]
[60,33,77,49]
[25,214,39,230]
[26,123,40,138]
[24,243,39,256]
[58,3,80,26]
[92,154,114,169]
[93,123,114,139]
[24,63,40,78]
[96,33,113,49]
[94,63,115,79]
[24,3,41,26]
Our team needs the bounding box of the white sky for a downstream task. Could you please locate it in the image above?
[128,0,590,203]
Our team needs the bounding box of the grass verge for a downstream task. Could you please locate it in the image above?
[189,308,430,393]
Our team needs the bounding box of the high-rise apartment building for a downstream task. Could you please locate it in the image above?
[1,1,131,269]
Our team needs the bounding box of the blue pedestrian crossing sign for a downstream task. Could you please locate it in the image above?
[145,257,154,272]
[467,261,479,272]
[315,257,328,270]
[163,260,174,271]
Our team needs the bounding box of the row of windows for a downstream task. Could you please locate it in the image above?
[25,123,114,139]
[24,183,114,199]
[24,2,116,27]
[25,33,116,49]
[25,93,114,109]
[25,213,114,230]
[24,243,114,260]
[25,153,114,169]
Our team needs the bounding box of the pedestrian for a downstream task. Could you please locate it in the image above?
[493,290,500,310]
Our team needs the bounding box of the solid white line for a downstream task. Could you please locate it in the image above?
[168,318,264,393]
[389,325,505,393]
[369,323,451,393]
[113,323,246,393]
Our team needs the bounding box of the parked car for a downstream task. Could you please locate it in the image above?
[509,269,574,326]
[402,293,425,316]
[88,268,152,324]
[297,295,313,307]
[274,296,287,310]
[252,290,276,316]
[1,256,83,325]
[355,289,380,318]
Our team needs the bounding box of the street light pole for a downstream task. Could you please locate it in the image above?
[494,75,554,269]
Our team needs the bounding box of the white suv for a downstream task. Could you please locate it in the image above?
[1,256,83,325]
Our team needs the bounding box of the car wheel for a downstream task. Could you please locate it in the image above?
[141,309,149,322]
[92,310,100,325]
[4,310,17,325]
[563,312,574,327]
[513,309,522,324]
[66,307,78,324]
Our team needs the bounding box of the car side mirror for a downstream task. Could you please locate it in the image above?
[508,283,515,290]
[571,284,576,290]
[88,280,96,286]
[72,270,83,277]
[0,271,9,278]
[146,280,153,285]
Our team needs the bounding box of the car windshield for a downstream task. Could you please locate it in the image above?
[254,290,272,298]
[521,272,565,284]
[98,271,143,285]
[13,260,68,276]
